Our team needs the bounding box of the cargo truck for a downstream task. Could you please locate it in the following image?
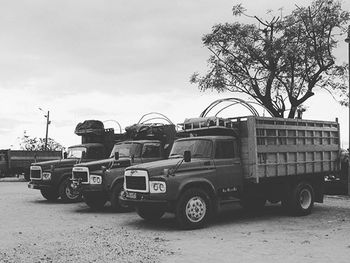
[120,115,341,229]
[28,120,123,202]
[71,113,179,211]
[0,149,62,180]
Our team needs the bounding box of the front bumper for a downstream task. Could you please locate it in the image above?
[119,191,170,208]
[28,181,52,190]
[71,178,105,193]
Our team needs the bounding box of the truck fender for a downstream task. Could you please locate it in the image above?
[110,176,124,192]
[59,172,73,185]
[176,178,216,202]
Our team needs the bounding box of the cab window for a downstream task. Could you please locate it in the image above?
[142,143,161,158]
[215,140,235,159]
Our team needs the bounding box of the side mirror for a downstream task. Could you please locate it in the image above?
[184,151,191,163]
[114,152,119,161]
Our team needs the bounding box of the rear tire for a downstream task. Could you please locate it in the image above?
[110,182,133,212]
[40,189,59,201]
[176,188,211,230]
[83,192,107,211]
[136,206,165,221]
[59,178,82,203]
[284,182,314,216]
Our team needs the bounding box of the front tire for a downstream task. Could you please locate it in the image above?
[40,189,59,201]
[176,188,211,230]
[136,206,165,221]
[284,182,314,216]
[59,178,82,203]
[110,182,133,212]
[83,192,107,211]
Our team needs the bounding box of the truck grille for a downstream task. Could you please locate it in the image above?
[72,167,89,183]
[72,171,88,183]
[125,176,147,191]
[30,166,42,180]
[124,169,149,193]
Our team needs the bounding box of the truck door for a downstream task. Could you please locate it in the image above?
[213,139,243,197]
[141,142,162,163]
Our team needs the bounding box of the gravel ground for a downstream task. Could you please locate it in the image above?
[0,181,350,262]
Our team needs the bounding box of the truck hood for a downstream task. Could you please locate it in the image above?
[126,158,212,177]
[74,157,132,172]
[31,158,77,170]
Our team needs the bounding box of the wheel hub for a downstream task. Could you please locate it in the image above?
[65,185,79,200]
[299,188,311,209]
[185,196,206,223]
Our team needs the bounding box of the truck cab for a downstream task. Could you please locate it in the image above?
[71,139,168,211]
[28,143,107,202]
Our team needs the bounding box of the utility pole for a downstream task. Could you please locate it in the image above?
[45,110,50,151]
[39,108,51,151]
[345,25,350,196]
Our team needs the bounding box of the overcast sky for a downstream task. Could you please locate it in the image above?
[0,0,349,149]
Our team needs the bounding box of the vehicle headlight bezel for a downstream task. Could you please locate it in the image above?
[149,181,166,193]
[89,174,102,184]
[42,172,51,181]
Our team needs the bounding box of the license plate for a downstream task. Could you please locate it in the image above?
[126,192,137,199]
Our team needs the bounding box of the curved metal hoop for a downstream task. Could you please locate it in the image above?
[103,120,123,134]
[199,98,273,118]
[137,112,173,125]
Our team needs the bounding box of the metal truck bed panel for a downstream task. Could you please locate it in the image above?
[239,116,340,181]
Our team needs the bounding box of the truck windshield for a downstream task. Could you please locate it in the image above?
[67,147,86,159]
[169,139,212,158]
[110,142,142,158]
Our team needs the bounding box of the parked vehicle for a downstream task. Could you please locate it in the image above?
[325,148,349,195]
[0,149,62,180]
[120,115,341,229]
[28,120,123,202]
[71,113,179,211]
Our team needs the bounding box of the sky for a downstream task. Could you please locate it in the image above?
[0,0,349,150]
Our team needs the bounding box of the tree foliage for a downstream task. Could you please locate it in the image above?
[191,0,349,118]
[19,135,65,151]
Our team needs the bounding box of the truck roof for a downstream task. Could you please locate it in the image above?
[176,136,235,141]
[116,140,162,144]
[68,143,104,148]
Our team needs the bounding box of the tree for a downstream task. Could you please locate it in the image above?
[19,134,65,151]
[191,0,349,118]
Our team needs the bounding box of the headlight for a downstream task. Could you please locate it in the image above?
[149,181,166,193]
[42,172,51,181]
[89,175,102,184]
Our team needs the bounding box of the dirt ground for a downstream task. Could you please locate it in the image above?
[0,181,350,263]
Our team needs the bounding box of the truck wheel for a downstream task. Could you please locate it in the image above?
[176,188,211,230]
[110,182,133,212]
[40,189,59,201]
[83,192,107,211]
[285,182,314,216]
[136,206,165,221]
[59,178,82,203]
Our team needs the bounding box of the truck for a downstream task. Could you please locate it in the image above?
[71,113,179,211]
[120,115,341,229]
[0,149,62,180]
[28,120,123,202]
